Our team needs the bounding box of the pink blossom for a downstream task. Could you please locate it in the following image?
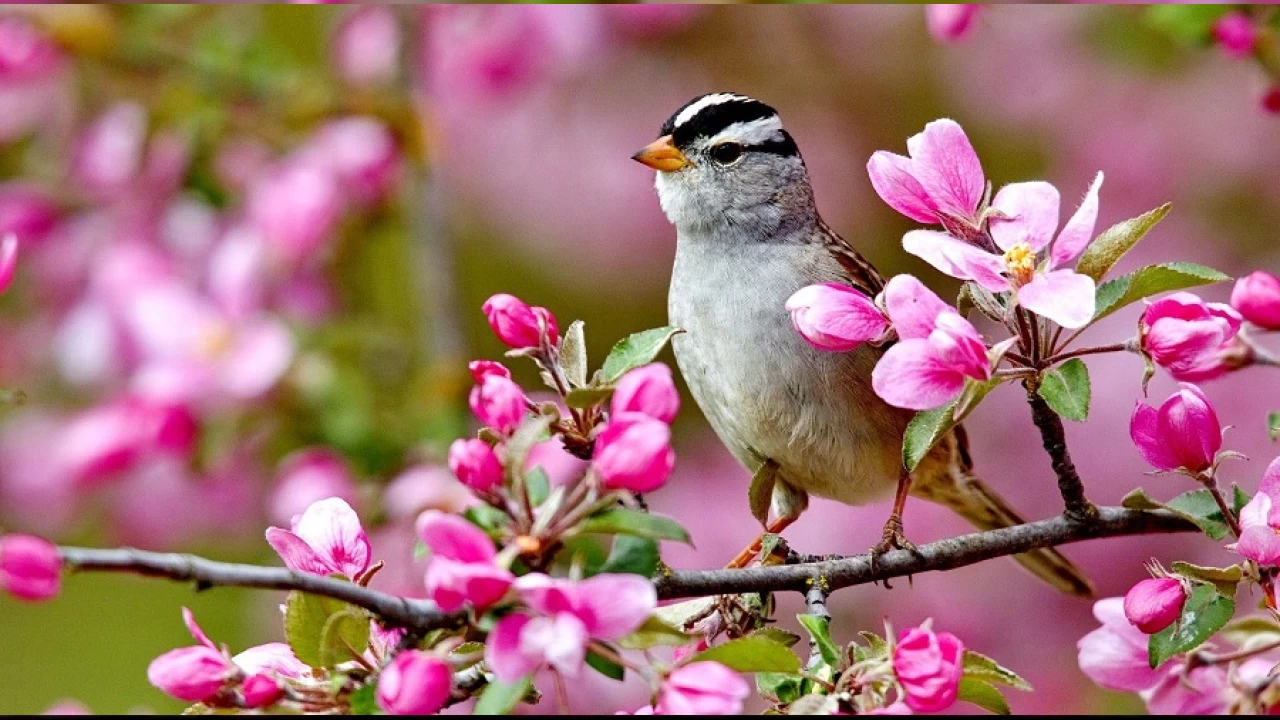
[611,363,680,424]
[147,608,237,703]
[246,162,343,266]
[42,701,91,715]
[1077,597,1168,693]
[333,7,401,86]
[376,650,452,716]
[1231,271,1280,330]
[382,464,476,520]
[0,17,63,82]
[1129,383,1222,474]
[71,102,148,197]
[893,624,964,713]
[240,674,283,708]
[232,643,307,681]
[482,293,559,349]
[469,374,527,436]
[1123,577,1186,634]
[785,282,889,352]
[416,510,513,612]
[55,395,197,487]
[1234,458,1280,566]
[469,359,511,383]
[867,119,986,230]
[525,439,588,487]
[298,117,400,206]
[487,611,589,681]
[0,533,61,601]
[871,275,991,410]
[925,5,982,43]
[0,232,17,295]
[902,172,1104,328]
[1213,12,1257,59]
[0,184,58,245]
[1144,664,1231,715]
[448,438,504,493]
[1140,292,1243,382]
[657,661,750,715]
[592,412,675,493]
[266,497,372,580]
[268,448,360,526]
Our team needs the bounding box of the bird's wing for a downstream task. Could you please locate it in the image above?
[815,217,886,296]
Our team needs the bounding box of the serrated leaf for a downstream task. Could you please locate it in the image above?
[585,648,625,681]
[903,378,998,471]
[787,694,840,715]
[617,616,692,650]
[1164,489,1231,541]
[579,508,691,544]
[564,386,614,410]
[858,631,889,659]
[560,320,587,388]
[797,615,841,669]
[285,591,371,670]
[1149,584,1235,668]
[962,650,1032,692]
[1120,488,1165,511]
[349,683,378,715]
[319,609,371,667]
[601,326,682,383]
[690,635,802,674]
[1038,359,1091,422]
[958,678,1011,715]
[473,676,531,715]
[1092,263,1230,322]
[1270,412,1280,442]
[749,461,778,527]
[755,627,803,649]
[1171,561,1243,598]
[1222,617,1280,652]
[757,673,805,705]
[1234,485,1252,516]
[1076,203,1172,281]
[599,535,660,577]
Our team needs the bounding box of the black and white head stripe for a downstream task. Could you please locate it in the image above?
[660,93,799,158]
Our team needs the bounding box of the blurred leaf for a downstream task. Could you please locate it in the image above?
[1122,488,1230,540]
[617,617,692,651]
[1076,203,1172,281]
[601,326,682,383]
[580,508,691,544]
[585,648,625,681]
[1093,263,1230,322]
[599,535,660,578]
[349,682,378,715]
[958,678,1011,715]
[963,650,1032,691]
[757,672,805,705]
[1149,585,1234,668]
[1222,617,1280,652]
[473,677,531,716]
[565,386,614,410]
[797,615,840,669]
[1269,412,1280,442]
[1146,4,1230,46]
[903,379,998,471]
[690,635,802,674]
[1171,561,1243,598]
[1038,359,1091,422]
[957,282,1006,323]
[285,591,370,670]
[749,461,778,527]
[755,628,802,649]
[465,505,510,537]
[858,631,889,660]
[787,694,840,715]
[503,416,553,480]
[560,321,588,388]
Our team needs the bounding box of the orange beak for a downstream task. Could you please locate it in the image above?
[631,135,690,172]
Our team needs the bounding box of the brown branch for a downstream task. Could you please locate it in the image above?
[1023,380,1098,522]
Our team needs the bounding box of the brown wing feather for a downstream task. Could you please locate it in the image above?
[814,217,885,296]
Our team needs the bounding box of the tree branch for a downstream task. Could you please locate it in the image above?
[1023,381,1098,522]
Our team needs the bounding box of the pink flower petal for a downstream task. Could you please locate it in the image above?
[0,232,17,294]
[785,283,888,352]
[1260,457,1280,498]
[220,318,294,399]
[1129,402,1181,472]
[182,607,217,650]
[1077,598,1165,693]
[232,643,308,679]
[288,498,371,579]
[905,119,984,221]
[484,613,541,683]
[872,339,967,410]
[989,181,1060,253]
[883,274,950,341]
[264,528,334,576]
[415,510,497,564]
[572,573,657,640]
[866,151,938,224]
[1051,172,1103,268]
[1016,270,1096,329]
[523,613,589,677]
[902,230,1009,293]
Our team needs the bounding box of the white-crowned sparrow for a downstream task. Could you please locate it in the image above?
[633,92,1092,596]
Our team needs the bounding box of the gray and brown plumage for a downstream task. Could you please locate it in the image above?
[632,92,1092,596]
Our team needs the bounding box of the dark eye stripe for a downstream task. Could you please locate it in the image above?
[750,131,799,158]
[663,97,778,148]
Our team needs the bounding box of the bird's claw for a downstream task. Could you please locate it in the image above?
[868,515,922,581]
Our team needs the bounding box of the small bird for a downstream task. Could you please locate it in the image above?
[632,92,1092,596]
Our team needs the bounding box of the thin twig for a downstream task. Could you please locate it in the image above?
[1023,380,1098,522]
[1041,342,1135,367]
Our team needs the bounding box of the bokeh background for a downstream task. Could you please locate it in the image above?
[0,4,1278,715]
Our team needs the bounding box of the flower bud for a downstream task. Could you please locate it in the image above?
[448,438,504,493]
[1140,293,1242,382]
[240,674,282,709]
[468,359,511,383]
[657,662,750,715]
[612,363,680,424]
[785,282,889,353]
[925,4,982,43]
[375,650,452,716]
[332,7,400,87]
[268,447,360,527]
[0,533,61,601]
[482,294,558,349]
[147,646,235,702]
[1123,577,1186,634]
[417,510,513,612]
[592,412,675,493]
[1129,383,1222,474]
[1213,11,1257,58]
[468,375,527,436]
[1231,271,1280,331]
[893,625,964,713]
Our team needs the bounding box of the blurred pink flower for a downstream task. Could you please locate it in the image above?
[0,232,17,294]
[867,119,985,230]
[147,608,237,703]
[268,447,360,526]
[1233,457,1280,565]
[1231,271,1280,330]
[239,673,282,709]
[1144,663,1230,715]
[525,439,588,487]
[1213,12,1257,59]
[416,510,513,613]
[1129,383,1222,474]
[1123,577,1186,634]
[893,624,964,713]
[786,282,889,353]
[1140,292,1243,382]
[245,161,343,266]
[71,102,148,197]
[593,412,675,493]
[333,7,401,87]
[448,438,504,494]
[1077,597,1168,693]
[601,5,701,39]
[376,650,452,716]
[0,533,61,601]
[482,293,558,349]
[0,16,62,81]
[298,117,401,206]
[0,184,58,246]
[469,374,528,436]
[612,363,680,424]
[214,137,273,194]
[925,5,982,43]
[55,395,197,487]
[42,701,90,715]
[872,275,990,410]
[266,497,372,581]
[382,464,475,521]
[656,661,750,715]
[469,359,511,383]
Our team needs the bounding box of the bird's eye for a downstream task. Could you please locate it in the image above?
[710,142,744,166]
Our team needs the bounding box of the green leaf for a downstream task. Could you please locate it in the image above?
[756,673,805,705]
[1222,617,1280,652]
[1149,584,1235,668]
[579,508,692,544]
[962,650,1033,692]
[564,386,614,410]
[585,648,625,681]
[754,627,802,649]
[1269,412,1280,442]
[503,416,553,476]
[1171,561,1243,598]
[857,631,889,660]
[1076,203,1172,281]
[599,535,660,577]
[957,282,1005,323]
[1120,488,1165,512]
[464,505,510,536]
[284,591,371,670]
[690,635,803,674]
[1234,485,1252,517]
[560,320,587,388]
[1037,359,1091,422]
[526,467,551,507]
[349,683,378,715]
[601,326,682,383]
[902,379,998,471]
[749,461,779,527]
[958,678,1011,715]
[1093,263,1230,322]
[1146,4,1230,45]
[617,616,693,650]
[473,676,531,716]
[797,614,841,669]
[1164,489,1232,541]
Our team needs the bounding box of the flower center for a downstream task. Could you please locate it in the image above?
[1002,242,1037,286]
[197,323,234,359]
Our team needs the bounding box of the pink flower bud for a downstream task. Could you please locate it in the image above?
[785,282,889,353]
[657,661,750,715]
[925,4,982,43]
[1213,12,1257,58]
[482,294,558,349]
[0,232,17,295]
[468,359,511,383]
[333,7,401,87]
[611,363,680,424]
[1231,271,1280,331]
[1140,293,1243,382]
[0,533,61,601]
[266,497,371,580]
[1129,383,1222,474]
[1264,87,1280,115]
[375,650,452,716]
[893,625,964,713]
[592,412,675,493]
[1124,578,1187,634]
[0,184,57,246]
[240,674,282,708]
[468,375,527,436]
[448,438,504,493]
[417,510,513,612]
[147,646,235,702]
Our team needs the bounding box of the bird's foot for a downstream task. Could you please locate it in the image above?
[868,514,922,583]
[726,517,795,569]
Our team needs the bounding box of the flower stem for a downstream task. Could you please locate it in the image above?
[1024,380,1097,522]
[1190,637,1280,668]
[1041,341,1135,367]
[1197,472,1242,539]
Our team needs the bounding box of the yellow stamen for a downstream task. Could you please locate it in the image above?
[1003,242,1037,286]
